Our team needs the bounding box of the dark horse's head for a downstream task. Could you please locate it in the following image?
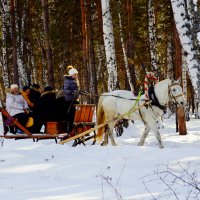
[115,119,131,137]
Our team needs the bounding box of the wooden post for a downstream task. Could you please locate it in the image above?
[176,107,187,135]
[174,24,187,135]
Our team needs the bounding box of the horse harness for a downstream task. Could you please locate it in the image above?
[168,82,184,106]
[137,82,184,124]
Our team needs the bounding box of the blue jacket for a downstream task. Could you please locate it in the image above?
[63,75,79,101]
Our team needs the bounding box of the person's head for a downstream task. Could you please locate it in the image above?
[10,84,19,94]
[32,83,40,89]
[31,83,42,93]
[64,65,73,75]
[68,67,78,78]
[23,86,30,94]
[44,86,53,92]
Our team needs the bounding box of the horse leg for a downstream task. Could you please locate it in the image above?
[101,125,109,146]
[154,130,164,149]
[138,125,150,146]
[150,123,164,149]
[107,122,116,146]
[101,123,116,146]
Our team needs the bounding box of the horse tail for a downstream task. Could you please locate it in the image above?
[96,95,105,143]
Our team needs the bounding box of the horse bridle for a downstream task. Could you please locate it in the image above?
[168,82,184,106]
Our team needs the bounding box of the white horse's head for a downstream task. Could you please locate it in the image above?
[168,79,186,107]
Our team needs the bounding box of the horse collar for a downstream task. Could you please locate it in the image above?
[148,86,166,111]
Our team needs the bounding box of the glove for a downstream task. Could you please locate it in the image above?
[72,90,79,96]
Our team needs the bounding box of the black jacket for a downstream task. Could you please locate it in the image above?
[41,91,57,122]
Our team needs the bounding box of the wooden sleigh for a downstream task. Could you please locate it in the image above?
[0,104,96,146]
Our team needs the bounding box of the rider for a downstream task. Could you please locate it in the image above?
[144,68,165,129]
[144,70,158,101]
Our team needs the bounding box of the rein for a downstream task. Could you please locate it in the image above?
[80,90,145,101]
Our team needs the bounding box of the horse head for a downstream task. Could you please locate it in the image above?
[168,79,186,107]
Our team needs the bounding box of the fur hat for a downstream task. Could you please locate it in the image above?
[44,86,53,92]
[23,86,30,92]
[68,68,78,76]
[10,84,18,90]
[67,65,74,71]
[32,83,40,89]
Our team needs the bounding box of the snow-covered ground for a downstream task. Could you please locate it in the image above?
[0,115,199,200]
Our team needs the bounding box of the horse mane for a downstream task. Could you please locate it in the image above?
[155,79,171,105]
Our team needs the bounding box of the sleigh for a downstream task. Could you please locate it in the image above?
[0,104,96,146]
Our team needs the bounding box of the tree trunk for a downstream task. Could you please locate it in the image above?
[126,0,138,93]
[80,0,89,96]
[171,0,199,89]
[86,0,98,103]
[101,0,118,91]
[41,0,54,88]
[117,0,134,93]
[10,0,19,85]
[174,23,187,135]
[1,0,10,87]
[148,0,158,69]
[176,107,187,135]
[0,66,6,105]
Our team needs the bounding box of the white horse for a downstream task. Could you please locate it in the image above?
[96,79,186,148]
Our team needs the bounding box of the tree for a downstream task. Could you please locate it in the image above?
[10,0,19,85]
[174,23,187,135]
[148,0,158,69]
[171,0,200,90]
[117,0,135,93]
[101,0,118,91]
[41,0,54,88]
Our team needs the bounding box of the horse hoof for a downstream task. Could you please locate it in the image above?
[101,142,107,146]
[138,142,143,146]
[160,145,164,149]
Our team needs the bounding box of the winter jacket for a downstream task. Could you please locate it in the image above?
[63,75,79,102]
[41,90,57,122]
[6,92,28,116]
[56,90,67,121]
[29,88,42,114]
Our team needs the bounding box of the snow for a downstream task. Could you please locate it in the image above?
[0,115,200,200]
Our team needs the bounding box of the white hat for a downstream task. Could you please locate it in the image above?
[10,84,19,90]
[68,68,78,76]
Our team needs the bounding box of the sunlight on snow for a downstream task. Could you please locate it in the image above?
[0,163,55,173]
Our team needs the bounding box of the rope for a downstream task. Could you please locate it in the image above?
[80,90,145,101]
[128,90,142,118]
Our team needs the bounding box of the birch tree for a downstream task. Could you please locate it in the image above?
[101,0,118,91]
[16,0,29,86]
[10,0,19,85]
[0,0,10,87]
[148,0,158,70]
[171,0,200,89]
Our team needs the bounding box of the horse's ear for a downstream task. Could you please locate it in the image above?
[176,77,181,84]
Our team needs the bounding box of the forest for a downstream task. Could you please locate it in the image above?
[0,0,200,107]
